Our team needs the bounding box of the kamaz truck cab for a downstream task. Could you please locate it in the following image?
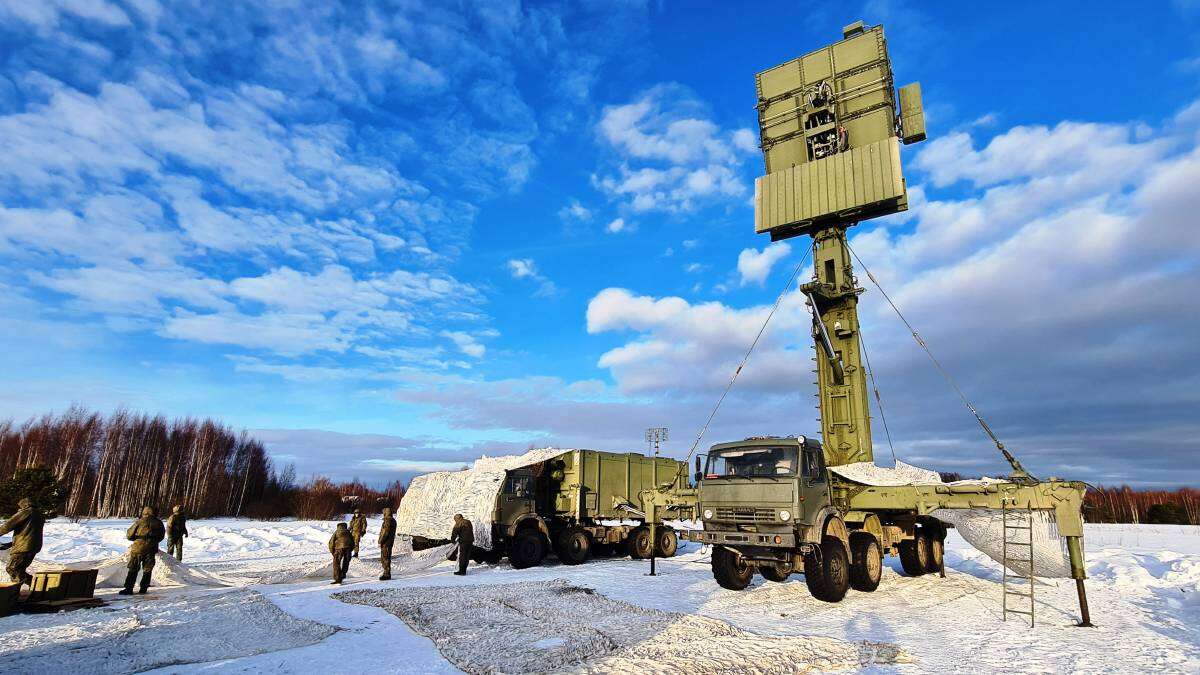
[691,436,877,600]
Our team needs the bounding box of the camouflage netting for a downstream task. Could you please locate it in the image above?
[831,462,1073,578]
[395,447,569,550]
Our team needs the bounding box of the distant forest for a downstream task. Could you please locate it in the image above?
[0,407,404,519]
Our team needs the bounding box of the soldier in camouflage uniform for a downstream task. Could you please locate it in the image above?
[377,507,396,581]
[450,514,474,576]
[165,505,188,561]
[121,506,165,595]
[349,509,367,558]
[329,522,354,584]
[0,497,44,587]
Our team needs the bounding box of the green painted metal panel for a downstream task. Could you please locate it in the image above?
[555,450,686,521]
[755,137,905,238]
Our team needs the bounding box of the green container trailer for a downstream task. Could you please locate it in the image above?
[411,449,694,569]
[491,449,693,568]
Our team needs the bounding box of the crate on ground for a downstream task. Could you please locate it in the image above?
[28,568,98,602]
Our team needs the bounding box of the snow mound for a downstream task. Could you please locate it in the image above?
[337,579,908,673]
[396,446,569,550]
[86,552,230,588]
[1,589,337,673]
[10,550,230,588]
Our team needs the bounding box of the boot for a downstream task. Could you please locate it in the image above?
[378,574,391,581]
[119,569,138,595]
[138,570,152,594]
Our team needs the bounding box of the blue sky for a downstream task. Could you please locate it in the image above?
[2,1,1199,487]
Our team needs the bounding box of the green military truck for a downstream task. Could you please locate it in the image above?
[688,436,1085,604]
[409,449,694,569]
[674,21,1092,626]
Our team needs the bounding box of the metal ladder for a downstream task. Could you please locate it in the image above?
[1002,501,1036,627]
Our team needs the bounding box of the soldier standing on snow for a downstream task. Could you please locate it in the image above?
[165,505,188,561]
[378,507,396,581]
[349,509,367,558]
[329,522,354,584]
[121,506,165,595]
[0,497,44,588]
[450,514,474,576]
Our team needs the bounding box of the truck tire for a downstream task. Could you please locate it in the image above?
[509,530,548,569]
[555,528,591,565]
[899,530,932,576]
[654,528,678,558]
[712,546,755,590]
[627,526,654,559]
[760,560,792,583]
[923,530,944,574]
[849,533,882,592]
[803,537,850,602]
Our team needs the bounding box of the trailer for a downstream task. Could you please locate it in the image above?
[398,448,694,569]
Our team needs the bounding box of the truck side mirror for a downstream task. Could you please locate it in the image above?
[694,455,703,483]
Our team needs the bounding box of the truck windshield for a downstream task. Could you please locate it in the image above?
[705,446,798,478]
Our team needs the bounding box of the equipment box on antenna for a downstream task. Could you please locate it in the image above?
[753,22,924,239]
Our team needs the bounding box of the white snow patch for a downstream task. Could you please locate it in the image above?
[337,579,907,673]
[0,589,336,673]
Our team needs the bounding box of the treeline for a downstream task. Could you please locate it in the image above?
[1084,486,1199,525]
[0,407,404,519]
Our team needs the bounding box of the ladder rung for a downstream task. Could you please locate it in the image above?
[1004,525,1032,530]
[1004,609,1035,616]
[1004,591,1034,597]
[1004,540,1034,546]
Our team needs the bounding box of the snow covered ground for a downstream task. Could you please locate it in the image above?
[1,518,1197,673]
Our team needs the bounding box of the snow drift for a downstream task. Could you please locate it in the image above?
[2,589,336,673]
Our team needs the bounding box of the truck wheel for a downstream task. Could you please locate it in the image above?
[804,537,850,602]
[899,531,932,576]
[712,546,755,590]
[627,526,654,559]
[760,560,792,583]
[849,534,882,592]
[923,530,944,574]
[555,528,591,565]
[654,528,678,558]
[509,530,548,569]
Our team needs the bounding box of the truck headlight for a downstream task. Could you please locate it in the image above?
[703,509,714,520]
[778,510,792,521]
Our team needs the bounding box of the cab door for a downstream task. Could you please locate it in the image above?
[499,470,536,526]
[799,440,831,520]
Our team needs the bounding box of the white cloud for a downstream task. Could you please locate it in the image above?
[605,217,630,234]
[737,242,792,286]
[442,330,486,359]
[506,258,557,297]
[558,200,592,222]
[594,84,756,213]
[507,258,538,279]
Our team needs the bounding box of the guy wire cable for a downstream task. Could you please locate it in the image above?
[846,241,1034,480]
[858,330,898,465]
[682,247,812,464]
